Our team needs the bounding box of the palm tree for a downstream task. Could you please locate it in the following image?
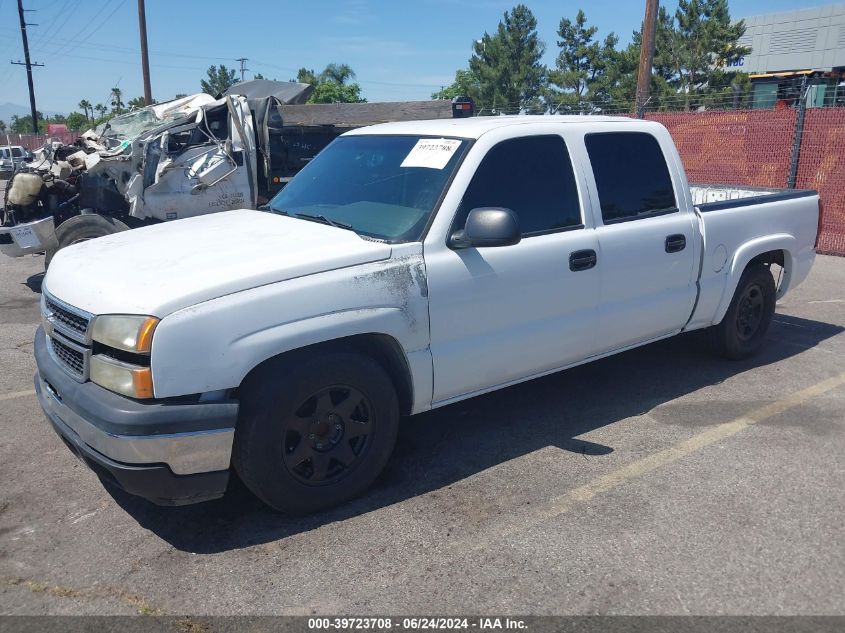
[94,103,107,119]
[109,87,125,114]
[127,96,147,110]
[320,63,356,85]
[78,99,92,123]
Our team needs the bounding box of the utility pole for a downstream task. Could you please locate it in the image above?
[236,57,249,82]
[137,0,153,105]
[11,0,44,134]
[635,0,659,119]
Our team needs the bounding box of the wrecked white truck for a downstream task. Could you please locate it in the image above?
[0,84,325,264]
[1,81,466,265]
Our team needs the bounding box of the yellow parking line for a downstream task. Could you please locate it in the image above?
[0,389,36,402]
[458,371,845,549]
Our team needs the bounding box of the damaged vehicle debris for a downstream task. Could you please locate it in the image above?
[1,80,466,265]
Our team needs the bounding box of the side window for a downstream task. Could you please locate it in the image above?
[454,135,582,236]
[585,132,677,224]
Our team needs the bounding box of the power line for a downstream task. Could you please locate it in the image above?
[51,0,124,58]
[29,0,74,50]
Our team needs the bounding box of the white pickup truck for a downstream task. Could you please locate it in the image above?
[34,116,821,513]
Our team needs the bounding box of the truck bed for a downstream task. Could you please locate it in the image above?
[689,184,817,211]
[686,183,819,331]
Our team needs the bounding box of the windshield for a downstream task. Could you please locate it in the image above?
[268,135,468,242]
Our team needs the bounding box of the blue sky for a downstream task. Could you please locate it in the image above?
[0,0,829,114]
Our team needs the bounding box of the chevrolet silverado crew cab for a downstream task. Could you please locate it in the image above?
[34,116,821,513]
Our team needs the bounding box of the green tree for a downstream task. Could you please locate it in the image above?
[10,113,46,134]
[296,67,318,85]
[546,10,621,111]
[431,69,481,100]
[653,0,751,109]
[78,99,93,123]
[308,81,365,103]
[65,111,88,131]
[200,64,238,96]
[468,4,545,114]
[299,64,366,103]
[320,63,355,84]
[94,103,107,118]
[0,119,6,132]
[110,87,125,114]
[127,96,150,110]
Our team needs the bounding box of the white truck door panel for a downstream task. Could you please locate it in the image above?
[593,214,697,350]
[424,132,600,404]
[426,232,600,402]
[583,130,697,351]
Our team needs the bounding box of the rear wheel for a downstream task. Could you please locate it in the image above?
[708,264,776,360]
[45,214,129,267]
[233,351,400,514]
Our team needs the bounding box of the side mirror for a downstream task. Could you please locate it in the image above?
[449,207,521,249]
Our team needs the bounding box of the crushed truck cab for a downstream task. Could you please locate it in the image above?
[34,116,820,511]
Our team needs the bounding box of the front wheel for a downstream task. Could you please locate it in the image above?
[708,264,776,360]
[233,351,400,514]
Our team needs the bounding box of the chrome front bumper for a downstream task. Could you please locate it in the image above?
[36,372,235,475]
[34,326,238,480]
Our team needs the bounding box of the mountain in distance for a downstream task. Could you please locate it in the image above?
[0,102,63,123]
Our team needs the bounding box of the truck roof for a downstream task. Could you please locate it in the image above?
[343,114,646,140]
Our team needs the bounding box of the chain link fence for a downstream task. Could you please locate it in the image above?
[4,132,82,151]
[474,90,845,256]
[6,96,845,256]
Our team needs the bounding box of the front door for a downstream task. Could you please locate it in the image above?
[425,133,600,404]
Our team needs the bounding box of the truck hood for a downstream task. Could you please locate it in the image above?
[44,209,393,316]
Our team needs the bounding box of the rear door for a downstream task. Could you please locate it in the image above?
[583,130,697,352]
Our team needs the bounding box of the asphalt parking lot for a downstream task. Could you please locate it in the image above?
[1,250,844,616]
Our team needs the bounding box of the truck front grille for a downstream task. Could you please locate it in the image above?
[44,295,90,339]
[41,292,93,381]
[50,335,86,379]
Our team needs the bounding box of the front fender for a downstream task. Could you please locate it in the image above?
[150,253,431,405]
[712,233,795,325]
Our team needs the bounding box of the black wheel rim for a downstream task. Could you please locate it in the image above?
[736,283,765,341]
[281,385,373,486]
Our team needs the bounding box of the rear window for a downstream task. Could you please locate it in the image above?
[11,147,24,158]
[585,132,676,224]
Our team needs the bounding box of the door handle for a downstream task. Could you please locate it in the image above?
[665,234,686,253]
[569,249,597,272]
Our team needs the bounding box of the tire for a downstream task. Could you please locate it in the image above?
[708,264,776,360]
[233,351,400,514]
[45,214,129,268]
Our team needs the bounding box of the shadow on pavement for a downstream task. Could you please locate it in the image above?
[25,272,44,294]
[108,312,843,553]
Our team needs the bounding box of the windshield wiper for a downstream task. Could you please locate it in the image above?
[294,213,354,231]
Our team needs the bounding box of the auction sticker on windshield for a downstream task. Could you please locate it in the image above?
[401,138,461,170]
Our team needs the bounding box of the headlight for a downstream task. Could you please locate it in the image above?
[91,315,159,353]
[90,355,154,399]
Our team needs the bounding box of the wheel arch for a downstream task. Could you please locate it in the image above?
[236,332,415,417]
[713,234,794,325]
